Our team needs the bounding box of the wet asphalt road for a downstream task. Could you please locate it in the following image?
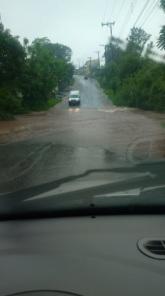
[70,76,113,109]
[0,75,164,193]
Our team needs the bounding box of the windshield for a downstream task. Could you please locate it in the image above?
[0,0,165,216]
[70,95,79,98]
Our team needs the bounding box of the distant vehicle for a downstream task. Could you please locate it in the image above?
[84,76,88,80]
[68,90,80,106]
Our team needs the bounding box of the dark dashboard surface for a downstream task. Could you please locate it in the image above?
[0,215,165,296]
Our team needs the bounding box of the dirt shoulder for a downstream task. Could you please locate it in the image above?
[0,109,53,144]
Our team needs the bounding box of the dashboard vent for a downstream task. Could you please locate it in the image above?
[138,238,165,259]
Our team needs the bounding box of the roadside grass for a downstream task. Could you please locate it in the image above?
[0,97,61,120]
[34,98,61,111]
[0,112,15,120]
[47,98,61,108]
[161,122,165,128]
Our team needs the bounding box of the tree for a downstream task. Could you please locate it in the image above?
[160,0,165,11]
[96,25,165,112]
[157,0,165,50]
[22,38,74,110]
[46,43,72,62]
[56,60,74,91]
[22,39,58,109]
[0,22,25,117]
[105,59,165,112]
[31,38,72,62]
[127,27,151,54]
[105,37,124,64]
[119,51,143,81]
[157,26,165,50]
[0,22,25,87]
[0,22,74,117]
[145,41,154,58]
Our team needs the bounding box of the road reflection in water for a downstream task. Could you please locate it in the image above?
[68,108,80,113]
[0,76,164,194]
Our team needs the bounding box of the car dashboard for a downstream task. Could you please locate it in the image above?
[0,214,165,296]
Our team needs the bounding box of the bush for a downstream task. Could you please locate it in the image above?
[0,23,74,118]
[0,87,23,119]
[97,27,165,112]
[113,62,165,111]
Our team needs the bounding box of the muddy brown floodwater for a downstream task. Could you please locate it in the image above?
[0,76,164,193]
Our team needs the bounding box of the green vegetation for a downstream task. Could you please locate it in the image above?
[97,0,165,113]
[161,122,165,128]
[96,1,165,113]
[97,25,165,112]
[157,0,165,50]
[0,23,74,119]
[158,26,165,50]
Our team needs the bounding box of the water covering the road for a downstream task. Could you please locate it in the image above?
[0,76,164,193]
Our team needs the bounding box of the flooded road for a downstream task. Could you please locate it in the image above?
[0,76,164,193]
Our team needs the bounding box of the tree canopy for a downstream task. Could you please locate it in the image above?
[157,0,165,50]
[160,0,165,11]
[157,26,165,50]
[0,23,25,87]
[0,23,74,118]
[97,26,165,112]
[127,27,151,54]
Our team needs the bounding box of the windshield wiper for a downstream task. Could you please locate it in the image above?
[95,184,165,198]
[0,160,164,202]
[0,162,164,220]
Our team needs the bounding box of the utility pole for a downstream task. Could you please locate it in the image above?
[88,57,92,76]
[95,51,100,68]
[101,22,115,40]
[77,59,81,69]
[100,44,107,64]
[100,44,107,53]
[101,22,115,62]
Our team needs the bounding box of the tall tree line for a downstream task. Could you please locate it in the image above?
[96,0,165,112]
[0,23,74,119]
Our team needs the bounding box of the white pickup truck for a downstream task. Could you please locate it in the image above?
[68,90,80,106]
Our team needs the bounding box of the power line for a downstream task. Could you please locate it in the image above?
[112,0,123,20]
[107,0,126,38]
[95,51,100,68]
[110,0,117,19]
[118,1,133,37]
[138,0,157,25]
[114,0,160,43]
[133,0,150,27]
[102,0,109,22]
[140,0,159,27]
[119,0,126,14]
[115,0,125,24]
[99,44,107,62]
[117,0,138,37]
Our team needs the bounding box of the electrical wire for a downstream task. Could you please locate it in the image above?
[110,0,117,18]
[115,0,126,23]
[112,0,124,20]
[113,0,160,44]
[140,0,159,27]
[102,0,109,22]
[118,1,133,37]
[133,0,150,27]
[138,0,157,27]
[116,0,138,37]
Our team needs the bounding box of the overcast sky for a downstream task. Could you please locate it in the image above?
[0,0,164,65]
